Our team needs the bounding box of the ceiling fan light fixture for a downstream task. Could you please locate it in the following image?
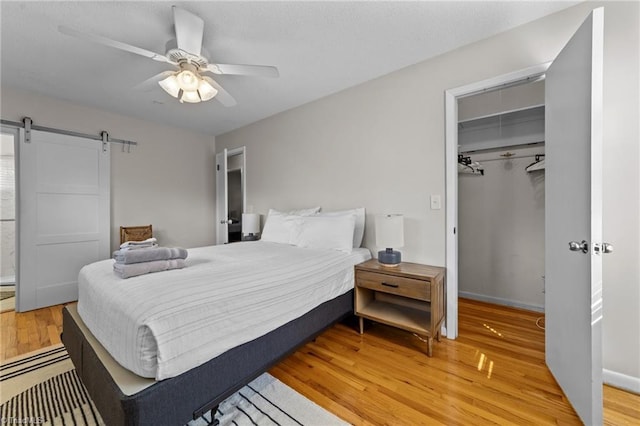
[198,79,218,101]
[158,74,180,98]
[180,90,201,103]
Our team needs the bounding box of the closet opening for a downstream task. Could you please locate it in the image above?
[215,146,246,245]
[456,78,546,333]
[227,168,243,243]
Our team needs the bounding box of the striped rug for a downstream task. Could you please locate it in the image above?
[0,345,348,426]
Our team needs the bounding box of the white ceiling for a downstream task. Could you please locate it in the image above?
[0,1,576,136]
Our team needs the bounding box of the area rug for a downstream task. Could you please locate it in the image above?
[0,285,15,313]
[0,345,348,426]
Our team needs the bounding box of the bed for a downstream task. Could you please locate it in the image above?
[62,240,371,425]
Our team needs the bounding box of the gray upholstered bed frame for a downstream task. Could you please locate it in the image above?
[62,290,354,426]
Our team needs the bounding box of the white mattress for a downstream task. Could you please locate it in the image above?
[77,241,371,380]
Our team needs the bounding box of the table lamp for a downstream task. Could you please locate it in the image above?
[242,213,260,241]
[376,214,404,267]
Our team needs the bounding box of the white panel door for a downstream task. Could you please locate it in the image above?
[18,130,110,311]
[545,8,604,425]
[215,149,228,244]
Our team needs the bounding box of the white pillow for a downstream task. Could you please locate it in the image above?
[294,215,356,253]
[260,207,321,244]
[314,208,365,247]
[273,206,321,216]
[260,210,297,244]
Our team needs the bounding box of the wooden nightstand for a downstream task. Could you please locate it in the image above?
[354,259,446,356]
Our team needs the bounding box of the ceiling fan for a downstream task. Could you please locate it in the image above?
[58,6,279,106]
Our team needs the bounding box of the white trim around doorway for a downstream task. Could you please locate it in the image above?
[444,62,550,339]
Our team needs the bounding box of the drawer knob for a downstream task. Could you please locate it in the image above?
[381,282,399,288]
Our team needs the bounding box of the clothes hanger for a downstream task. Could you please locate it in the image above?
[458,154,484,175]
[526,154,546,172]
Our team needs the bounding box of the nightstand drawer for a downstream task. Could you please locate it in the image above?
[356,270,430,301]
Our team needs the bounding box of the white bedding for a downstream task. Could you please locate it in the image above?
[77,241,371,380]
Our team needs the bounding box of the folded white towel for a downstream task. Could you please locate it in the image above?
[120,237,157,249]
[120,243,158,251]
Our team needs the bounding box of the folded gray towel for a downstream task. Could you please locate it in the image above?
[113,259,186,279]
[112,247,188,264]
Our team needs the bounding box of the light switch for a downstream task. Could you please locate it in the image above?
[430,195,441,210]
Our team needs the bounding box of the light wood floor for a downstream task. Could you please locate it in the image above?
[1,299,638,425]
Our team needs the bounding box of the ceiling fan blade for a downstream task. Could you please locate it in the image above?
[173,6,204,56]
[133,71,175,91]
[203,77,237,107]
[206,63,279,78]
[58,26,174,64]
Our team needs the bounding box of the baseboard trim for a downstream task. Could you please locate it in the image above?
[603,369,640,394]
[458,291,545,313]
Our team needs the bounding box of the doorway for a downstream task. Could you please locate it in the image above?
[444,63,550,338]
[215,147,246,244]
[0,128,17,312]
[457,80,546,313]
[227,168,243,242]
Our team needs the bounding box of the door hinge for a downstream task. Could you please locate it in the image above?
[23,117,32,143]
[101,131,109,153]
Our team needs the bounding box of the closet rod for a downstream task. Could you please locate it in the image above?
[1,117,138,147]
[458,74,546,99]
[473,154,540,162]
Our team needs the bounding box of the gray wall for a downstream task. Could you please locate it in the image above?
[0,86,217,251]
[458,146,545,311]
[217,2,640,385]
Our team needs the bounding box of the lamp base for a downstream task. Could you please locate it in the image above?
[378,249,401,267]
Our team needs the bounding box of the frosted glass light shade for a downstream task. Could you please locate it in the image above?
[180,90,201,103]
[158,75,180,98]
[242,213,260,235]
[376,214,404,249]
[159,71,218,104]
[176,69,199,91]
[198,79,218,101]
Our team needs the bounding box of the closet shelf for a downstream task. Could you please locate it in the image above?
[458,104,545,125]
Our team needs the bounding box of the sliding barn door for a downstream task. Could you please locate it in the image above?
[18,130,110,311]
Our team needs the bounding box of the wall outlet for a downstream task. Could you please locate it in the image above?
[430,195,442,210]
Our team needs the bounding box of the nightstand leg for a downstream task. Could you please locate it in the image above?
[427,337,433,357]
[436,330,441,342]
[359,317,364,335]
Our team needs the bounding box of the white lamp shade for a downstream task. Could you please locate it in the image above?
[375,214,404,248]
[242,213,260,234]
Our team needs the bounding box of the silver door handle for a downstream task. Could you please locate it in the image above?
[220,220,229,225]
[602,243,613,254]
[569,240,589,253]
